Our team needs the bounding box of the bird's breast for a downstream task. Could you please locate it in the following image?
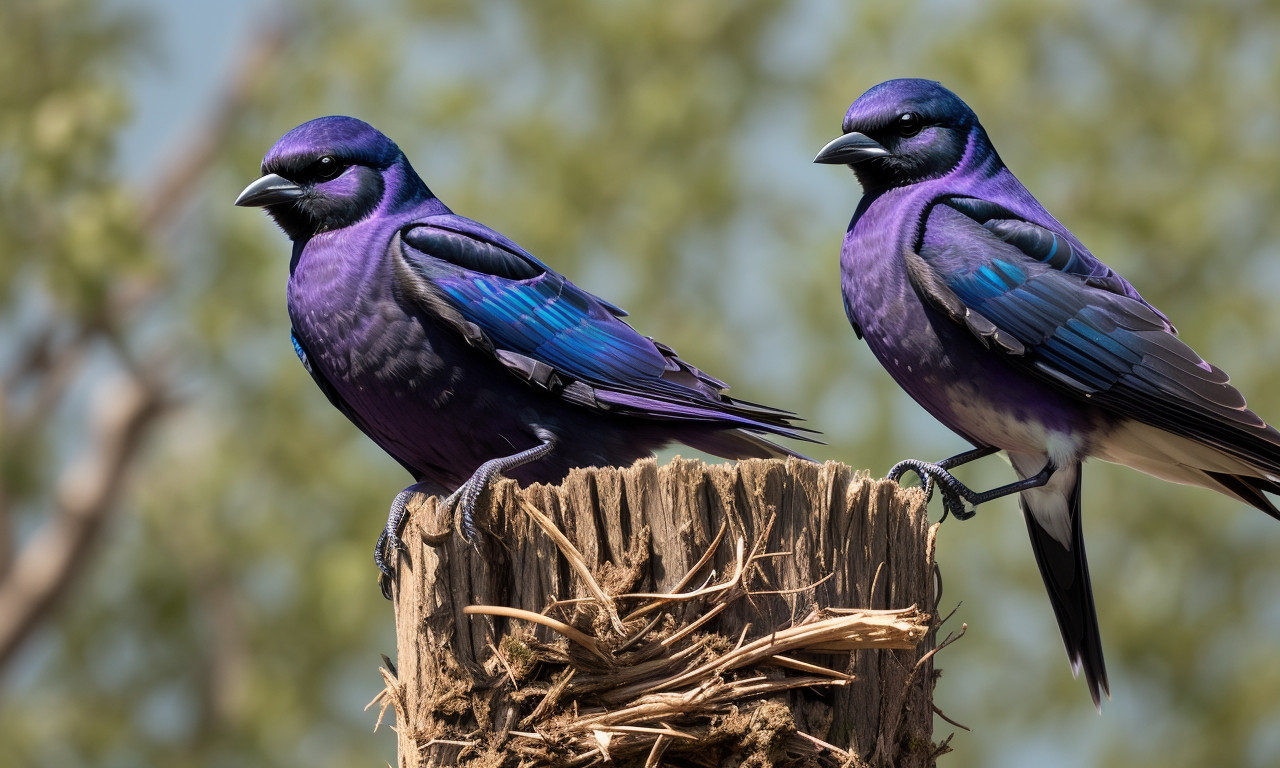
[286,231,485,477]
[838,192,1099,456]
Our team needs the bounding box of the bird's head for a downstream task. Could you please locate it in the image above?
[235,116,420,241]
[814,79,989,192]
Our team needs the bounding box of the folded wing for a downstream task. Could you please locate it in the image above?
[389,214,813,442]
[908,197,1280,481]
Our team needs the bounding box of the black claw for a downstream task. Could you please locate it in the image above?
[939,492,976,522]
[448,426,557,544]
[440,482,481,543]
[376,529,400,600]
[888,458,946,492]
[888,458,982,522]
[374,530,394,578]
[376,485,422,599]
[887,449,1052,524]
[375,527,404,599]
[374,428,560,596]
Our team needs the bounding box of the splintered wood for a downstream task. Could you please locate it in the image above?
[374,457,946,768]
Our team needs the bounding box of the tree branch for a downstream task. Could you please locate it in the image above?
[0,14,296,676]
[0,372,165,669]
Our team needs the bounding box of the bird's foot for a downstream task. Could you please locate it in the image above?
[444,427,559,542]
[440,478,483,545]
[887,459,979,522]
[375,428,558,598]
[888,449,1055,523]
[377,484,432,599]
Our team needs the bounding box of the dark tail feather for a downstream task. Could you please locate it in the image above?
[679,428,813,462]
[1019,460,1110,709]
[1204,471,1280,521]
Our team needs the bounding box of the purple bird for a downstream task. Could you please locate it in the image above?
[815,79,1280,707]
[236,116,812,595]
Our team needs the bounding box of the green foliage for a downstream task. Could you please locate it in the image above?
[0,0,150,315]
[3,1,1280,767]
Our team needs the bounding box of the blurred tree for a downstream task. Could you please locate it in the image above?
[1,1,1279,767]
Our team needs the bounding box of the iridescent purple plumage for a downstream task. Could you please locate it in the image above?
[817,79,1280,708]
[237,116,812,593]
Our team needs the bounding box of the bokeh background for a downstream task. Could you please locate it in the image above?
[3,0,1280,766]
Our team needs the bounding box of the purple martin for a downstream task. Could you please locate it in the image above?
[816,78,1280,707]
[237,116,812,595]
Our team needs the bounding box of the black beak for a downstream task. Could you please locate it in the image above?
[813,132,890,165]
[234,173,304,207]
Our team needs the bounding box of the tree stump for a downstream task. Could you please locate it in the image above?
[375,457,947,767]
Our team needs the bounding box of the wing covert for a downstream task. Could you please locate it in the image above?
[907,198,1279,468]
[389,218,811,439]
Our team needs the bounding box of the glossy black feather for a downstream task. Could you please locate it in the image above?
[1020,462,1109,708]
[404,225,543,281]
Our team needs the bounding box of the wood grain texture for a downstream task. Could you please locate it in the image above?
[379,457,944,767]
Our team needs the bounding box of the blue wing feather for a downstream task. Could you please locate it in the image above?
[401,215,666,385]
[420,214,629,316]
[391,215,811,438]
[912,198,1280,471]
[432,270,669,385]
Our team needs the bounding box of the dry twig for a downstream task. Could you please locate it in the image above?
[381,460,948,767]
[423,500,935,767]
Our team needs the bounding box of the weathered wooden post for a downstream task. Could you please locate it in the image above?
[374,457,948,767]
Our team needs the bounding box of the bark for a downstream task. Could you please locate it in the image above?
[377,457,947,768]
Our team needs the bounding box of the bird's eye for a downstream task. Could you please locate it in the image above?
[896,112,922,137]
[311,155,346,181]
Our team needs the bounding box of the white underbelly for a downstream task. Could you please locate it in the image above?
[945,389,1084,469]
